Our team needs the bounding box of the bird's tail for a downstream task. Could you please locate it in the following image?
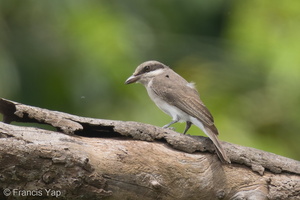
[204,126,231,164]
[191,118,231,163]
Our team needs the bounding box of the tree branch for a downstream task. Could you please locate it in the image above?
[0,98,299,199]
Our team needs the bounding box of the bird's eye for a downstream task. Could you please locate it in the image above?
[144,66,150,72]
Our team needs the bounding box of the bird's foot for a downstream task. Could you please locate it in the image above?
[163,126,175,131]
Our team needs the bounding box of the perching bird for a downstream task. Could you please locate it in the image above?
[125,61,230,163]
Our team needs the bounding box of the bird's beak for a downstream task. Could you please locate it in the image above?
[125,75,140,84]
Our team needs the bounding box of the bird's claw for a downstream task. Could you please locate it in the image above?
[163,127,175,131]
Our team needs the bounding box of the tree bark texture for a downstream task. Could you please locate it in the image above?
[0,98,299,200]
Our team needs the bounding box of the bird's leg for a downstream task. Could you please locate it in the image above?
[162,119,178,129]
[183,121,192,134]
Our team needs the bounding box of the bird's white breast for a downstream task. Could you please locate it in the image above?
[146,80,191,122]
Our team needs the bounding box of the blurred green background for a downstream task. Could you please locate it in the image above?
[0,0,299,160]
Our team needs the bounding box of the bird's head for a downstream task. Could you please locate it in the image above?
[125,61,169,85]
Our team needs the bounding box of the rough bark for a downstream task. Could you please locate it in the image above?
[0,98,299,200]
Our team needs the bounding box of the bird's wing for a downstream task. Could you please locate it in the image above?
[150,73,215,126]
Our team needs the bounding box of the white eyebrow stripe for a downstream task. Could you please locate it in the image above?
[147,68,164,76]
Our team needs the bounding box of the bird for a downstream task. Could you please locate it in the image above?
[125,60,230,163]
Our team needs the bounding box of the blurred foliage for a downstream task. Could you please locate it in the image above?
[0,0,299,160]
